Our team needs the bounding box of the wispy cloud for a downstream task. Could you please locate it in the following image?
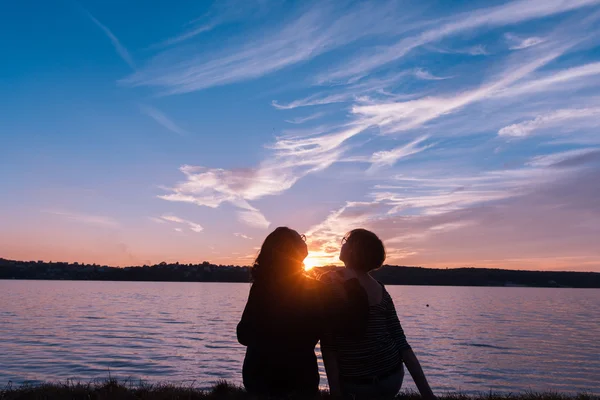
[505,33,546,50]
[431,44,490,56]
[319,0,599,82]
[284,112,326,124]
[154,23,217,49]
[464,45,490,56]
[234,233,253,240]
[305,148,600,267]
[159,182,271,229]
[126,13,322,94]
[498,107,600,137]
[351,49,567,134]
[147,0,600,267]
[139,105,188,136]
[273,94,351,110]
[123,2,403,95]
[527,148,600,167]
[158,123,368,228]
[273,74,413,110]
[151,0,273,49]
[374,168,558,216]
[153,214,203,232]
[496,62,600,98]
[237,209,270,229]
[369,136,432,170]
[44,210,119,228]
[413,68,452,81]
[85,11,135,70]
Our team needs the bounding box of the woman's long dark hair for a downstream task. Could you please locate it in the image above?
[251,227,308,283]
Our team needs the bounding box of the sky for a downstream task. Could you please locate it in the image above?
[1,0,600,272]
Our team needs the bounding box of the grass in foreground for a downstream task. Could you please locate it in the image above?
[0,380,597,400]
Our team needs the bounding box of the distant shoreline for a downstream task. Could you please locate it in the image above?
[2,258,599,288]
[2,278,600,289]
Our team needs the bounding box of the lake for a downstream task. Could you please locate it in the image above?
[0,280,598,394]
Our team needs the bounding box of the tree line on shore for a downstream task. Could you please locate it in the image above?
[1,258,599,288]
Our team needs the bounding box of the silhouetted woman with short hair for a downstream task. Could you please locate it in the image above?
[237,227,367,397]
[321,229,436,400]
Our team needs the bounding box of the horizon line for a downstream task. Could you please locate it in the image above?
[1,257,599,275]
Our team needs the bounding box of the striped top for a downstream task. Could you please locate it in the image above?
[322,285,411,379]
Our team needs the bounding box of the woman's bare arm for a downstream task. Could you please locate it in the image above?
[402,347,436,400]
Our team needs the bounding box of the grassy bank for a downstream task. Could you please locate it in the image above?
[0,380,597,400]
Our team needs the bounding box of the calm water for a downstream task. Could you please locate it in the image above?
[0,281,598,394]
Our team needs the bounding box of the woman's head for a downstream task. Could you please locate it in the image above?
[251,227,308,282]
[339,229,386,273]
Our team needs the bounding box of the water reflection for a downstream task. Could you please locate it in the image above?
[0,281,598,394]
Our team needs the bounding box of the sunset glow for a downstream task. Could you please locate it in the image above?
[303,255,322,271]
[1,1,600,272]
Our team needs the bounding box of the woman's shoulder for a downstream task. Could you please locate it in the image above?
[317,270,366,295]
[316,268,361,284]
[304,275,344,300]
[315,269,341,283]
[380,286,397,309]
[375,279,390,293]
[299,275,330,296]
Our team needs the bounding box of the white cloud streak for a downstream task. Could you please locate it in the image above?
[139,105,188,136]
[85,11,135,70]
[498,107,600,137]
[505,33,546,50]
[304,146,599,266]
[285,112,326,124]
[158,123,368,228]
[123,3,401,95]
[465,45,490,56]
[414,68,452,80]
[273,94,352,110]
[44,210,119,228]
[151,0,273,49]
[431,44,490,56]
[369,136,432,170]
[273,74,415,110]
[154,23,217,49]
[352,49,566,134]
[527,148,600,167]
[237,209,270,229]
[155,214,204,232]
[319,0,599,82]
[497,62,600,98]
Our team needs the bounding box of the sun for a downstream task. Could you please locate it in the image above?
[303,254,322,270]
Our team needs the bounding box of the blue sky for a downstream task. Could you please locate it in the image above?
[1,0,600,271]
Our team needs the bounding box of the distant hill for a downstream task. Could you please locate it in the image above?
[1,258,598,288]
[369,265,600,288]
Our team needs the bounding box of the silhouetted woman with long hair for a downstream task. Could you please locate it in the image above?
[237,227,366,397]
[321,229,436,400]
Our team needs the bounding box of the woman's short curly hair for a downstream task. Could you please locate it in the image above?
[342,229,386,272]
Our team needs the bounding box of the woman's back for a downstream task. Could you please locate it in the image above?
[327,284,411,380]
[237,277,325,396]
